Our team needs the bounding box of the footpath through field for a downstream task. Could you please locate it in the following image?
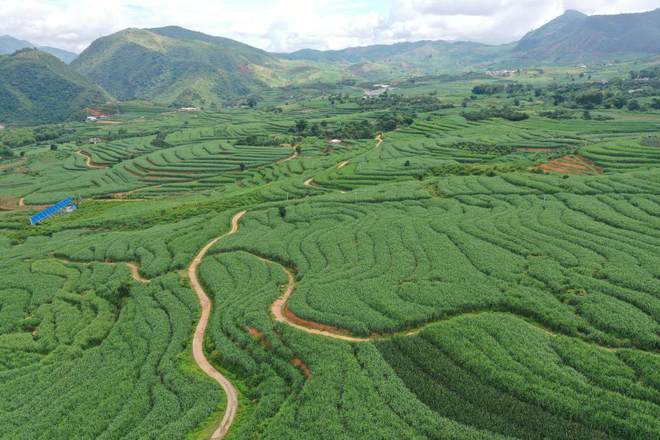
[188,211,245,440]
[77,150,109,169]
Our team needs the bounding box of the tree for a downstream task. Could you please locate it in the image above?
[239,163,246,171]
[50,144,58,151]
[576,92,603,107]
[651,98,660,110]
[278,206,287,218]
[404,160,411,167]
[582,110,592,120]
[295,119,307,133]
[612,97,627,109]
[627,100,641,111]
[247,96,258,108]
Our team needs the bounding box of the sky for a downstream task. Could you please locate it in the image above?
[0,0,659,54]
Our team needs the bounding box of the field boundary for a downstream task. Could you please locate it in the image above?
[188,211,245,440]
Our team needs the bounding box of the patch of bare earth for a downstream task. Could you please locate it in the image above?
[247,327,271,349]
[535,155,603,175]
[291,357,311,378]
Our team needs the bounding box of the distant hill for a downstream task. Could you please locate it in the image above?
[71,26,331,106]
[38,46,79,64]
[514,8,660,63]
[280,40,509,77]
[0,49,110,124]
[281,8,660,71]
[0,35,33,54]
[0,35,78,63]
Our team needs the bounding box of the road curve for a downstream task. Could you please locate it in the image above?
[303,177,318,188]
[270,266,369,342]
[126,263,150,283]
[189,211,246,440]
[77,150,109,169]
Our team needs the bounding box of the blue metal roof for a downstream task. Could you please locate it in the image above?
[30,197,74,225]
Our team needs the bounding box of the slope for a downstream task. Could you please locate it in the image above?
[281,40,509,78]
[514,8,660,63]
[0,49,110,125]
[0,35,78,63]
[71,26,331,106]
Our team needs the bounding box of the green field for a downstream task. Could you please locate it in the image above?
[1,67,659,440]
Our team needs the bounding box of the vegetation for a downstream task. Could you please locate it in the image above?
[0,49,109,124]
[1,33,660,440]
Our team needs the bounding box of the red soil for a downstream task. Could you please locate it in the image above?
[291,357,311,378]
[535,155,603,175]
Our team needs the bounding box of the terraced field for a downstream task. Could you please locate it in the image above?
[1,80,659,440]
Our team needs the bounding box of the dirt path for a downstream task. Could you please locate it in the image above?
[48,256,150,283]
[336,160,349,169]
[303,177,318,188]
[113,184,162,199]
[77,150,109,169]
[126,263,150,283]
[375,134,384,148]
[264,257,640,352]
[0,196,48,212]
[189,211,246,440]
[270,266,369,342]
[277,149,299,164]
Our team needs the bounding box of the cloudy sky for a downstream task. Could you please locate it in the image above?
[1,0,659,53]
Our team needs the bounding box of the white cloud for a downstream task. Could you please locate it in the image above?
[0,0,658,53]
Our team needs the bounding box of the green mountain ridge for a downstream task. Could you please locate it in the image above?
[0,35,78,63]
[71,26,337,107]
[0,49,110,125]
[282,8,660,69]
[513,8,660,63]
[279,40,510,78]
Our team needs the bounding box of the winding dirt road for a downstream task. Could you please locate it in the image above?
[277,149,299,164]
[126,263,150,283]
[270,266,369,342]
[303,177,318,188]
[77,150,109,169]
[375,133,384,148]
[188,211,246,440]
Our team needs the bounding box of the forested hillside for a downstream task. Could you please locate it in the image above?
[71,26,335,106]
[0,49,110,125]
[0,35,78,63]
[514,8,660,63]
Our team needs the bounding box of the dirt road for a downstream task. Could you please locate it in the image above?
[278,149,299,164]
[126,263,150,283]
[77,150,109,169]
[189,211,246,440]
[270,266,369,342]
[303,177,318,188]
[375,134,384,148]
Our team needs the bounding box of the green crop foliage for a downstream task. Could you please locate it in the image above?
[1,67,659,439]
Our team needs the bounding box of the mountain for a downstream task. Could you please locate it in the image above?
[280,40,509,77]
[514,8,660,63]
[38,46,78,64]
[0,49,110,125]
[71,26,329,106]
[283,8,660,71]
[0,35,33,54]
[0,35,78,63]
